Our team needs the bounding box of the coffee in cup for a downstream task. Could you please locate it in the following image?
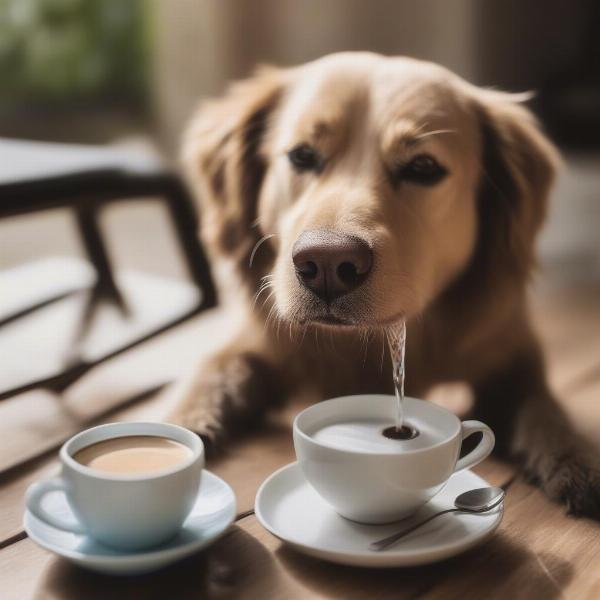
[26,422,204,550]
[73,435,193,475]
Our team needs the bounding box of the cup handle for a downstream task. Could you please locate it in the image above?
[25,477,85,534]
[453,420,495,473]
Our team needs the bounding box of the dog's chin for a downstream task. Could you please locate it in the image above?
[277,287,408,329]
[290,309,406,330]
[309,314,356,328]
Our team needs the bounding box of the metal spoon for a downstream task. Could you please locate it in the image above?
[370,486,505,552]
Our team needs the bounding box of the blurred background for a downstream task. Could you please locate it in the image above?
[1,0,600,458]
[1,0,599,277]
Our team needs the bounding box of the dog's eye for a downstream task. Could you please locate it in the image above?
[399,154,447,186]
[287,144,323,172]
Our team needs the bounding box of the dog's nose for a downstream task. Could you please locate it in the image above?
[292,230,372,302]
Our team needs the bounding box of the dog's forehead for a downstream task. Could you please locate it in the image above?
[281,55,468,139]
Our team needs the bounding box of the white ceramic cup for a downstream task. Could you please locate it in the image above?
[293,395,495,524]
[25,422,204,550]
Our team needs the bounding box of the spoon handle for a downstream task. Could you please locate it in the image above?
[369,508,458,551]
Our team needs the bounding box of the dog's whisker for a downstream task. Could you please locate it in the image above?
[379,330,386,374]
[299,322,308,347]
[295,321,303,344]
[253,282,270,304]
[264,300,278,332]
[277,319,282,343]
[267,302,278,325]
[257,279,274,298]
[252,280,274,310]
[255,273,273,290]
[252,288,271,313]
[249,233,277,268]
[360,329,367,366]
[413,128,457,141]
[362,328,372,367]
[259,289,276,312]
[411,121,430,137]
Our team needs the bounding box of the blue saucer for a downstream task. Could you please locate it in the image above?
[24,470,236,575]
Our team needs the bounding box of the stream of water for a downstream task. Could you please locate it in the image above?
[385,320,406,431]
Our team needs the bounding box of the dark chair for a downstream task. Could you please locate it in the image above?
[0,138,216,401]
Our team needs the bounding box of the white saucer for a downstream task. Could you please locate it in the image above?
[255,462,503,567]
[24,470,236,575]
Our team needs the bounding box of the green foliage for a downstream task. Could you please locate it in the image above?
[0,0,148,106]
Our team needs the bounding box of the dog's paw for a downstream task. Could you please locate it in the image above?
[168,352,282,457]
[170,395,227,457]
[526,450,600,519]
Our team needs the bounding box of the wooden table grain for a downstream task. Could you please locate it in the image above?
[1,283,600,600]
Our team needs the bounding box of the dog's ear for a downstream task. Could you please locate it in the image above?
[182,67,284,279]
[473,90,560,277]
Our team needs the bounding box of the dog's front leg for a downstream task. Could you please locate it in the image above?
[168,320,287,454]
[472,339,600,519]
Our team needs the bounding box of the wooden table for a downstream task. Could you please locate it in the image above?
[2,281,600,600]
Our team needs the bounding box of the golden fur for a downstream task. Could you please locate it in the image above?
[174,53,599,517]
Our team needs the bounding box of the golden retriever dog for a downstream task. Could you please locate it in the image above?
[174,52,599,517]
